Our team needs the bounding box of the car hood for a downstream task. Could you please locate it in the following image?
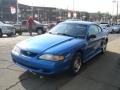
[17,34,76,53]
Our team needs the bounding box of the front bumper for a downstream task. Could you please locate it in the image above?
[11,53,71,75]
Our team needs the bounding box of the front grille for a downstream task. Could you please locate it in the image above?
[17,61,40,70]
[21,50,38,57]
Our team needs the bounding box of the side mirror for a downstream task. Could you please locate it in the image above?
[89,34,96,39]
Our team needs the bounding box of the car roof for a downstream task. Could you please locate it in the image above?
[64,20,96,25]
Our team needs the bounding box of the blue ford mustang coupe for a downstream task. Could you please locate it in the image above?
[11,20,108,75]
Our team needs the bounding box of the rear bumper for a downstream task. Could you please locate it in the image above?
[11,53,71,75]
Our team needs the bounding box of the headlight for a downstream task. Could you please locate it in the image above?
[12,46,21,55]
[38,54,64,61]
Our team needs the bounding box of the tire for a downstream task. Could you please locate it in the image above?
[18,31,22,35]
[70,52,82,75]
[37,28,43,35]
[7,34,12,37]
[101,41,107,54]
[0,30,3,38]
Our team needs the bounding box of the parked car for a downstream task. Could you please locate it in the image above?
[0,21,15,37]
[11,21,108,75]
[14,20,46,35]
[3,21,15,25]
[111,25,120,33]
[99,23,112,34]
[65,19,82,21]
[14,22,22,35]
[47,21,63,30]
[48,23,56,30]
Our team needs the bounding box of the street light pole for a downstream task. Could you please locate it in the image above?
[73,0,74,18]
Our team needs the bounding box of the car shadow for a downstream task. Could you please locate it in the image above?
[19,51,120,90]
[19,33,38,36]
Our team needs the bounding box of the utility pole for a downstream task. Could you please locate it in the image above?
[31,6,34,18]
[38,9,40,21]
[16,0,19,23]
[116,0,119,23]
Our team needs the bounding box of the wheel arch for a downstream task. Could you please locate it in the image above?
[106,38,108,43]
[101,37,108,45]
[75,49,84,62]
[36,27,43,31]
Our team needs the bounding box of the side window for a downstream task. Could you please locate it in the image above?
[97,26,102,32]
[22,21,27,25]
[106,25,110,27]
[88,25,99,35]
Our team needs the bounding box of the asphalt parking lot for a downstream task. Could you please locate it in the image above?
[0,33,120,90]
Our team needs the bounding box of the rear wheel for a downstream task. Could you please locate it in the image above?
[70,52,82,75]
[101,41,107,54]
[0,30,3,38]
[37,28,43,35]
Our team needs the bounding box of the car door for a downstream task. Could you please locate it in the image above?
[96,25,104,51]
[85,25,101,61]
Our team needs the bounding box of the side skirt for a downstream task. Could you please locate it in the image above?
[83,49,102,63]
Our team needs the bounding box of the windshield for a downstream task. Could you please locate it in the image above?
[100,24,107,27]
[49,23,87,38]
[100,24,110,28]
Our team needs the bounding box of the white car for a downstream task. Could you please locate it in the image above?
[0,21,15,38]
[111,25,120,33]
[99,24,112,34]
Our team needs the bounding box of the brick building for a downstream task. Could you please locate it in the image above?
[0,0,89,22]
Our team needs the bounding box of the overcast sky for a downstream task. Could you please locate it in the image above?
[18,0,117,14]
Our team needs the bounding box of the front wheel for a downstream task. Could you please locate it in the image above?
[0,30,3,38]
[7,34,12,37]
[18,31,22,35]
[70,52,82,75]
